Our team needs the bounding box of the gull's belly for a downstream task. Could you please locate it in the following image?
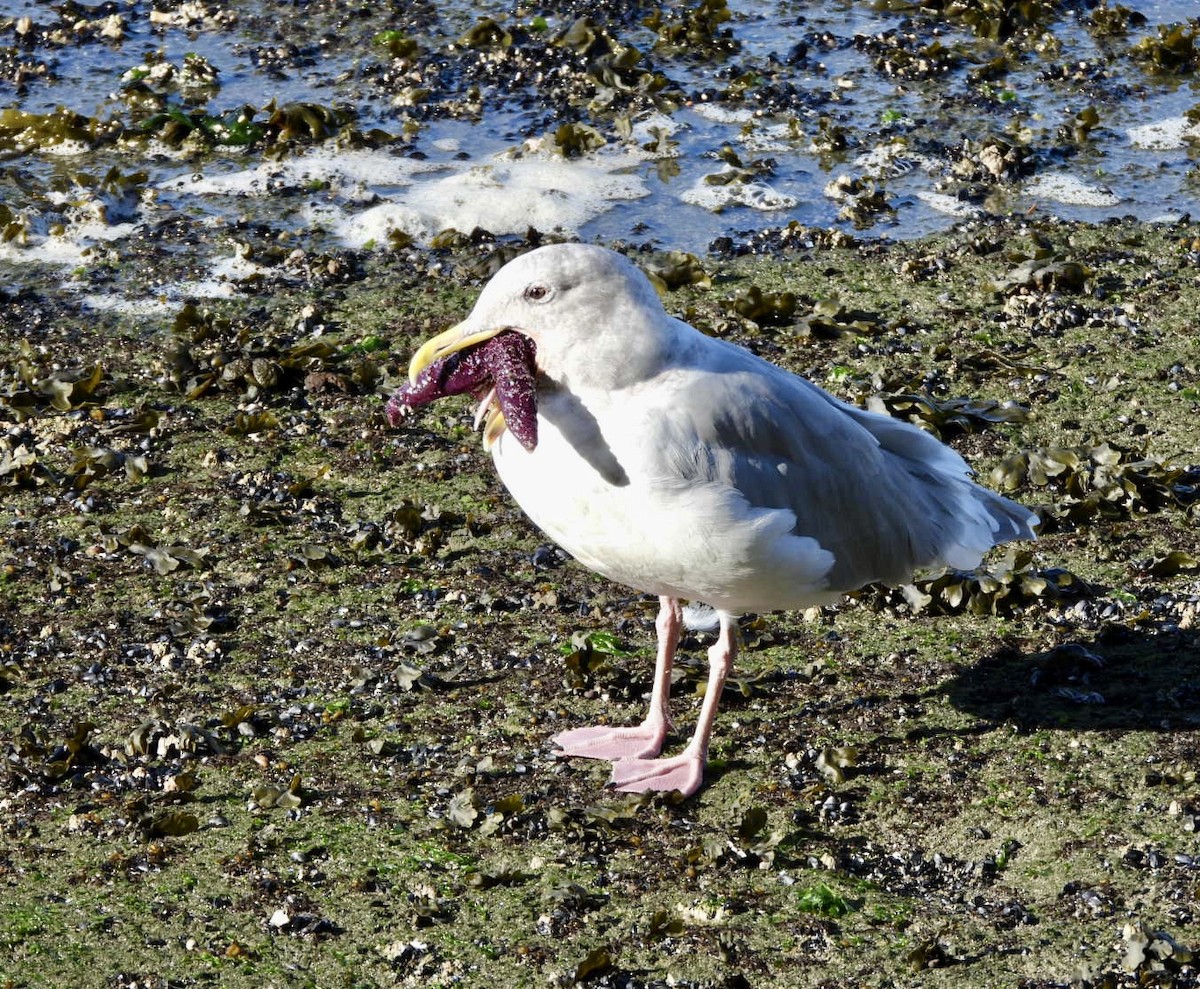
[490,419,836,613]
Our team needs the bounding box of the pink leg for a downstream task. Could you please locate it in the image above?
[552,597,682,761]
[608,611,738,797]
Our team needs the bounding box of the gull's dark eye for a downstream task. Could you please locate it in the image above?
[524,283,550,302]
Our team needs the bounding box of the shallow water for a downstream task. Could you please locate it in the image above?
[2,0,1199,313]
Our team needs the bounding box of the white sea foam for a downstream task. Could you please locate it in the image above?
[1024,174,1121,208]
[680,170,798,212]
[854,145,937,177]
[79,293,174,315]
[0,219,139,267]
[159,148,442,202]
[161,144,651,246]
[915,191,983,217]
[689,103,754,125]
[1127,116,1200,151]
[333,148,649,246]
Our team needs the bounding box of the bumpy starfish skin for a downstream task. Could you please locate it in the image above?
[386,331,538,450]
[487,332,538,451]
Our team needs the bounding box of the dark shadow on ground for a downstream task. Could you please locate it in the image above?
[944,625,1200,731]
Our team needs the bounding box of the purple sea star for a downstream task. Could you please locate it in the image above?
[386,331,538,451]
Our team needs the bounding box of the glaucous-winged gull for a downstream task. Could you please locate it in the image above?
[387,244,1037,796]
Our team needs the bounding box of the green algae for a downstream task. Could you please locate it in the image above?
[0,217,1198,988]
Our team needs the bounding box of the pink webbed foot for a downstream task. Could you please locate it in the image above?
[552,720,669,762]
[607,748,705,796]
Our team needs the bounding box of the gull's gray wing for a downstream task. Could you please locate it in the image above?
[643,333,1036,593]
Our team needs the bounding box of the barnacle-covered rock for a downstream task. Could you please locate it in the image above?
[165,299,376,401]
